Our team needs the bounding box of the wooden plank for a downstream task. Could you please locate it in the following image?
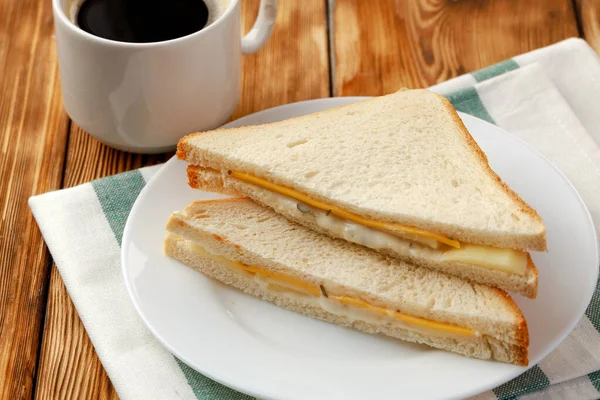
[575,0,600,54]
[62,127,170,189]
[333,0,580,95]
[35,270,119,400]
[0,0,70,398]
[34,0,330,397]
[232,0,330,119]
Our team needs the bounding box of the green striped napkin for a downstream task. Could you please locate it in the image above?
[30,38,600,399]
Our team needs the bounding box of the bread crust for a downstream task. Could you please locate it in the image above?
[490,287,529,347]
[177,90,546,252]
[186,165,539,298]
[176,97,376,160]
[438,95,547,251]
[177,92,547,251]
[166,198,529,349]
[165,233,528,365]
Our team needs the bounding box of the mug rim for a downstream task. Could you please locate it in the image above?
[52,0,238,48]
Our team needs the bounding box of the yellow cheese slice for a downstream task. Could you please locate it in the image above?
[233,262,321,296]
[185,241,474,337]
[440,244,528,275]
[187,241,320,295]
[229,170,461,248]
[329,296,475,336]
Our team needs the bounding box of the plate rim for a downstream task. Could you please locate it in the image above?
[122,96,599,400]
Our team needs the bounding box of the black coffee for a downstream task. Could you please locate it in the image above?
[77,0,209,43]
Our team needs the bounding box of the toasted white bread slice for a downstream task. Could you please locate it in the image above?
[186,165,539,298]
[177,89,546,252]
[165,198,529,365]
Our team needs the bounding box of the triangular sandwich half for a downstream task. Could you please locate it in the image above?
[165,198,529,365]
[177,89,546,298]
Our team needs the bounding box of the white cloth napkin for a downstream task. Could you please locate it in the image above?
[30,38,600,399]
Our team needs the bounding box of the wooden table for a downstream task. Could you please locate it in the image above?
[1,0,599,397]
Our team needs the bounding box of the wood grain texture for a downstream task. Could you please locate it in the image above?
[34,270,118,400]
[0,0,70,398]
[333,0,580,95]
[34,0,330,397]
[33,124,167,400]
[61,125,170,189]
[231,0,330,119]
[576,0,600,53]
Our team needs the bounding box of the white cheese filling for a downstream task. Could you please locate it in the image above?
[260,190,528,275]
[185,241,479,338]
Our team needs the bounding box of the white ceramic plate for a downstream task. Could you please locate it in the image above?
[122,97,598,400]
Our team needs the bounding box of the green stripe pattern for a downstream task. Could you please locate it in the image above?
[445,83,555,400]
[453,62,599,398]
[492,366,550,400]
[586,277,600,333]
[590,370,600,392]
[92,170,250,400]
[471,59,519,82]
[445,87,495,124]
[176,359,253,400]
[92,170,146,245]
[88,56,600,399]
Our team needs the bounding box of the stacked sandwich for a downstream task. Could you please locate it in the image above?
[165,89,546,365]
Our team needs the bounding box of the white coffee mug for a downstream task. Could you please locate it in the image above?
[53,0,277,153]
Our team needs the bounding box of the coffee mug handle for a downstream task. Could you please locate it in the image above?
[241,0,278,54]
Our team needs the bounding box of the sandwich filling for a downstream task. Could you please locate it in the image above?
[185,241,477,338]
[227,170,528,275]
